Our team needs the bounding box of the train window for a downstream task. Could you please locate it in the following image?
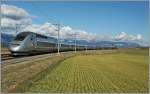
[37,41,56,47]
[31,37,33,40]
[14,33,28,41]
[36,34,47,39]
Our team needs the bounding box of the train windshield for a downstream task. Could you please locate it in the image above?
[14,32,29,41]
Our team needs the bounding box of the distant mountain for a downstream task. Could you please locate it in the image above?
[112,41,141,48]
[1,33,14,47]
[88,41,141,48]
[61,39,141,48]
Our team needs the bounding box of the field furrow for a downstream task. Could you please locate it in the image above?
[11,49,149,93]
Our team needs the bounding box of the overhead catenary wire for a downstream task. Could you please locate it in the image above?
[74,33,77,53]
[27,2,63,54]
[23,2,90,53]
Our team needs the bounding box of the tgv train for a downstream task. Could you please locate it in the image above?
[9,31,117,56]
[9,31,89,56]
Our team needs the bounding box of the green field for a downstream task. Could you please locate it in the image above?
[19,49,148,93]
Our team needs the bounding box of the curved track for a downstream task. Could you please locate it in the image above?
[1,54,16,61]
[1,53,55,66]
[1,51,73,67]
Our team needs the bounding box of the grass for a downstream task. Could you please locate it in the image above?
[18,48,148,93]
[1,52,75,92]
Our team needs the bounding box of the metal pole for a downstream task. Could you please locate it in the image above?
[85,45,87,52]
[15,24,19,35]
[57,24,60,54]
[53,23,61,55]
[74,33,77,53]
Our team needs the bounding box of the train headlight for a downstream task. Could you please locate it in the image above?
[12,46,20,51]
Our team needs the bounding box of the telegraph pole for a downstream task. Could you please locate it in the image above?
[15,23,19,35]
[74,33,77,53]
[85,45,87,52]
[58,24,60,54]
[53,23,61,55]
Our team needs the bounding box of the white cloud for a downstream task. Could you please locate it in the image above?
[1,17,17,29]
[137,34,142,40]
[1,4,30,20]
[1,4,32,34]
[20,23,144,42]
[114,32,143,41]
[22,23,98,41]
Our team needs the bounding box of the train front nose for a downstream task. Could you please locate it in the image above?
[8,40,29,56]
[9,42,21,52]
[9,42,27,56]
[9,44,20,52]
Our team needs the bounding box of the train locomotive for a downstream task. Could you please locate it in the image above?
[9,31,117,56]
[9,31,89,56]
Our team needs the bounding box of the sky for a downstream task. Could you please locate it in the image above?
[1,1,149,44]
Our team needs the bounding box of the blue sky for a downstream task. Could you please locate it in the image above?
[3,1,149,41]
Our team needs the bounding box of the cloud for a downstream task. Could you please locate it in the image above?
[1,17,17,29]
[22,23,57,37]
[1,4,146,46]
[1,17,32,28]
[0,2,100,41]
[22,23,98,41]
[114,32,143,41]
[136,34,142,40]
[1,4,31,20]
[1,4,32,34]
[20,23,144,43]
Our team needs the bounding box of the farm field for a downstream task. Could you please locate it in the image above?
[19,49,149,93]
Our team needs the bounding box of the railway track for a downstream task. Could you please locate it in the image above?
[1,54,16,61]
[1,51,73,67]
[1,53,54,66]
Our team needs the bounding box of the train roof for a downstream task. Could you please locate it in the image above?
[17,31,55,38]
[17,31,45,36]
[17,31,89,46]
